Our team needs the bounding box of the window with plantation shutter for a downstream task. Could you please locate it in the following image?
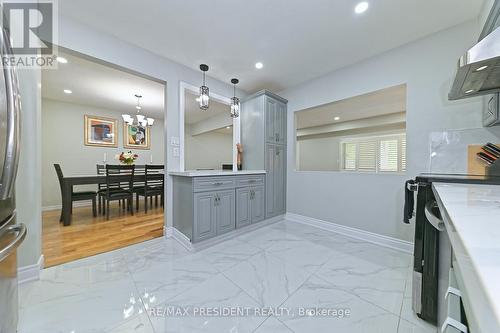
[358,141,377,171]
[340,133,406,173]
[379,139,399,172]
[343,143,357,170]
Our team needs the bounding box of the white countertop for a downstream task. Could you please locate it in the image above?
[168,170,266,177]
[433,182,500,333]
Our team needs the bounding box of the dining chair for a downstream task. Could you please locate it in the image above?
[103,164,135,220]
[96,164,106,214]
[54,164,97,221]
[135,165,164,213]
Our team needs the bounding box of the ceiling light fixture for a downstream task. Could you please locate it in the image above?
[255,62,263,69]
[199,64,210,110]
[121,94,155,127]
[226,126,231,129]
[230,78,240,118]
[56,56,68,64]
[465,89,475,94]
[475,65,488,72]
[63,89,72,94]
[334,116,340,121]
[354,1,369,14]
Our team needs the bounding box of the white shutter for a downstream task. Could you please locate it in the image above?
[343,143,357,170]
[358,140,377,171]
[400,136,406,172]
[379,139,399,172]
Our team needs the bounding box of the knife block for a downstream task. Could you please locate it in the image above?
[486,159,500,177]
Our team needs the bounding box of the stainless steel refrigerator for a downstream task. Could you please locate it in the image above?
[0,25,27,333]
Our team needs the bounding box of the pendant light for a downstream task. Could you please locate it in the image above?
[199,64,210,110]
[121,94,154,127]
[230,78,240,118]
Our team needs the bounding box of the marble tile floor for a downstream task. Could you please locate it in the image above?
[18,219,437,333]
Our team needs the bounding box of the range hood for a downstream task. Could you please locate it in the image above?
[449,26,500,100]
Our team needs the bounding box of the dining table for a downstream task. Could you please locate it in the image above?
[60,170,164,226]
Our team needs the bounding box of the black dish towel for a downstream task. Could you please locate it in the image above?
[403,180,415,224]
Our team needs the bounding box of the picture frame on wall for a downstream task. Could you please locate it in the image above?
[84,115,118,147]
[123,123,151,150]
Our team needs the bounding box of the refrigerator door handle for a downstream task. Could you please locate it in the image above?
[0,27,21,200]
[425,201,445,232]
[0,223,26,262]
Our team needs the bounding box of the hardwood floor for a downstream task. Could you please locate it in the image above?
[42,202,164,267]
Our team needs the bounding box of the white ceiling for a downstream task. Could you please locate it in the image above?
[184,91,230,124]
[42,51,165,117]
[60,0,484,92]
[296,84,406,129]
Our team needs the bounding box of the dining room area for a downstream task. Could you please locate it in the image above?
[40,50,166,267]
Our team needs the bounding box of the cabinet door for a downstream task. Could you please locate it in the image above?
[251,186,265,223]
[193,192,217,242]
[236,188,251,228]
[265,144,276,217]
[216,190,236,235]
[265,97,277,143]
[276,102,286,144]
[274,145,286,215]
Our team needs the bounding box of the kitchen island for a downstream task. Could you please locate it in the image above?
[170,170,267,244]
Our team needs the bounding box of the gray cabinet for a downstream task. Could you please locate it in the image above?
[173,174,266,243]
[242,90,287,219]
[193,192,217,242]
[266,144,285,218]
[215,190,236,235]
[236,188,251,228]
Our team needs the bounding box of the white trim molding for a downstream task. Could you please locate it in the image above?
[18,255,44,284]
[285,213,413,254]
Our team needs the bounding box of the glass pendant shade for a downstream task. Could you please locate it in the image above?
[199,85,209,110]
[122,94,154,127]
[136,114,145,122]
[147,118,155,126]
[230,96,240,118]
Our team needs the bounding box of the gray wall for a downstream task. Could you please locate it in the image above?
[41,98,165,208]
[184,125,232,171]
[280,20,488,242]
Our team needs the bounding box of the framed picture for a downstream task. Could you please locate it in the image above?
[124,124,151,150]
[84,115,118,147]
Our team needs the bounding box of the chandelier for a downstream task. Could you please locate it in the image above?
[122,94,154,127]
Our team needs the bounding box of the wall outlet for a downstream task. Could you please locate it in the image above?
[173,147,180,157]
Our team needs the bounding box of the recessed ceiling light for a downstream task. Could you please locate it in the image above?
[354,2,369,14]
[56,56,68,64]
[255,62,263,69]
[475,65,488,72]
[465,89,475,94]
[226,126,231,129]
[63,89,72,94]
[334,116,340,121]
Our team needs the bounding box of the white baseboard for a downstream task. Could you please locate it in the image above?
[168,215,285,252]
[42,200,92,212]
[285,213,413,254]
[164,226,173,238]
[18,255,44,284]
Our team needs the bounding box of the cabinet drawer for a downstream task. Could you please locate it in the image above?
[236,175,265,187]
[193,177,236,192]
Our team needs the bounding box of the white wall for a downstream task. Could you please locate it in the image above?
[280,20,487,241]
[297,136,341,171]
[41,98,165,208]
[17,16,244,267]
[184,125,232,171]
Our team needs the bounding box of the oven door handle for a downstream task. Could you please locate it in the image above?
[425,201,445,231]
[0,223,27,262]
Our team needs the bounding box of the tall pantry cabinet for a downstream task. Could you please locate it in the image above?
[241,90,287,218]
